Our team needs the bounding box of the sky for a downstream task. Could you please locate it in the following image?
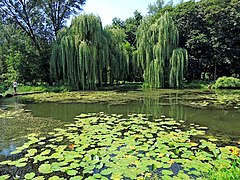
[82,0,183,27]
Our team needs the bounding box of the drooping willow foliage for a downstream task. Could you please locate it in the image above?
[137,12,188,88]
[50,14,129,90]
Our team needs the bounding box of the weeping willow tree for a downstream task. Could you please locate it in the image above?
[137,12,188,88]
[50,14,128,90]
[104,27,129,84]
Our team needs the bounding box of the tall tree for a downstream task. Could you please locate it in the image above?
[40,0,86,37]
[51,14,129,90]
[0,0,86,83]
[0,0,86,53]
[148,0,165,15]
[137,12,188,88]
[169,0,240,80]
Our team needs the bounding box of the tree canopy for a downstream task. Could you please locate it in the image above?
[0,0,86,84]
[137,12,188,88]
[50,14,129,90]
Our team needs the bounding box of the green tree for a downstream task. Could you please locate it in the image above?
[168,0,240,80]
[137,12,188,88]
[40,0,86,37]
[148,0,165,15]
[0,0,86,84]
[0,23,49,84]
[50,14,129,90]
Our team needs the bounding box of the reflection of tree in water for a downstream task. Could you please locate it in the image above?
[137,93,186,121]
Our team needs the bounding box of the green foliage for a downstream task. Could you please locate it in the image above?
[148,0,165,15]
[50,14,129,90]
[2,50,21,84]
[0,23,50,84]
[137,12,188,88]
[183,80,209,89]
[151,0,240,80]
[18,85,70,93]
[207,159,240,180]
[0,0,86,86]
[213,77,240,89]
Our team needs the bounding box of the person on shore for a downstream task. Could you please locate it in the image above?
[13,80,18,94]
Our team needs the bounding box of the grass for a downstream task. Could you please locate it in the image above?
[207,158,240,180]
[1,84,71,96]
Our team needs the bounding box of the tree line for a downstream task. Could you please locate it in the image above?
[0,0,239,90]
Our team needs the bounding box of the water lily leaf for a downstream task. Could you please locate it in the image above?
[176,172,191,179]
[83,165,95,174]
[51,162,61,171]
[32,176,45,180]
[10,148,23,155]
[5,112,240,180]
[48,176,65,180]
[66,169,78,176]
[162,170,173,176]
[70,176,83,180]
[38,142,46,145]
[38,163,53,174]
[0,174,10,180]
[111,172,123,179]
[100,168,113,176]
[162,163,171,169]
[93,174,102,179]
[0,160,12,165]
[24,172,36,179]
[15,162,27,168]
[40,149,51,156]
[33,155,48,163]
[70,162,80,169]
[189,170,201,176]
[26,148,38,157]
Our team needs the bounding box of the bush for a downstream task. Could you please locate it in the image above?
[183,80,209,89]
[213,76,240,89]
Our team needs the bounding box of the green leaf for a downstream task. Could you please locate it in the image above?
[66,169,78,176]
[48,176,65,180]
[101,168,113,176]
[0,174,10,180]
[32,176,45,180]
[70,176,83,180]
[24,172,35,179]
[38,163,53,174]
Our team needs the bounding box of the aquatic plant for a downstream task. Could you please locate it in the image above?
[0,112,239,179]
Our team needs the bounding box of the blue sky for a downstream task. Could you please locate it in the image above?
[82,0,183,26]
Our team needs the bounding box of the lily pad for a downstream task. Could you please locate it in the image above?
[24,172,36,179]
[38,163,53,174]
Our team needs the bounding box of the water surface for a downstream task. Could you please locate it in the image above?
[25,93,240,136]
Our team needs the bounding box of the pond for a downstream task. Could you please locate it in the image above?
[1,91,240,153]
[25,93,240,136]
[0,90,239,179]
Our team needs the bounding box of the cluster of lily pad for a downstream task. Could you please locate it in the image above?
[0,112,239,179]
[180,90,240,109]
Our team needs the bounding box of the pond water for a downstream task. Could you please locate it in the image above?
[0,91,240,179]
[0,91,240,156]
[25,93,240,136]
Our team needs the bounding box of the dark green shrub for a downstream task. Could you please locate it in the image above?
[183,80,209,89]
[213,76,240,89]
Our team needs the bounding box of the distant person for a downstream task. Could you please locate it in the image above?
[13,80,18,94]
